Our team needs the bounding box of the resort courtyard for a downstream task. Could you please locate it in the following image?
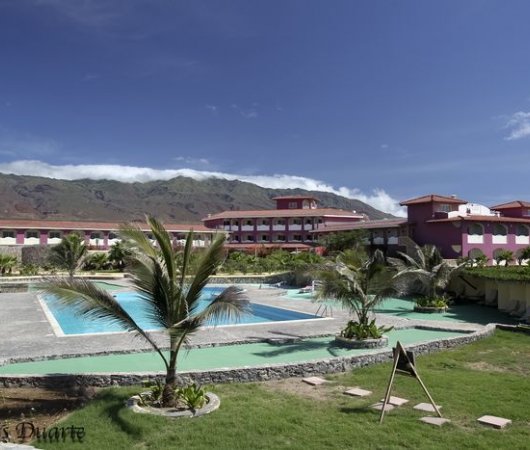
[0,280,528,449]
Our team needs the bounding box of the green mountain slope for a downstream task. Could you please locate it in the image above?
[0,174,394,223]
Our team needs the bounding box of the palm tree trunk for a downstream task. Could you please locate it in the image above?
[162,333,187,406]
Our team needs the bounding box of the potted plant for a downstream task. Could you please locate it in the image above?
[316,249,394,349]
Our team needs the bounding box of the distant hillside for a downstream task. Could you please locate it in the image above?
[0,174,395,223]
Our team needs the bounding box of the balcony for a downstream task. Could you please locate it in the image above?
[492,235,507,244]
[288,224,302,231]
[467,235,484,244]
[516,235,530,245]
[272,224,286,231]
[241,225,254,231]
[257,225,270,231]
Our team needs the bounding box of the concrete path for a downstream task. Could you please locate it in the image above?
[0,284,486,365]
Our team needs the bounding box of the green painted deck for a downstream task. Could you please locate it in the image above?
[0,328,466,375]
[285,289,518,325]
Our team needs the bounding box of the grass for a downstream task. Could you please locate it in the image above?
[33,330,530,450]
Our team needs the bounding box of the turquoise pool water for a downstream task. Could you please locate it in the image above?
[42,288,320,335]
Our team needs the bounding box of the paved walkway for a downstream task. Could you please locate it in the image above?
[0,283,495,366]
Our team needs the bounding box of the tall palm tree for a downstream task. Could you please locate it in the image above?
[389,244,457,300]
[48,233,87,279]
[42,217,249,406]
[316,249,394,338]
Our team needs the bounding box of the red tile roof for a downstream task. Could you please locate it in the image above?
[490,200,530,209]
[400,194,467,206]
[310,218,407,233]
[202,208,364,221]
[427,215,530,224]
[0,219,212,232]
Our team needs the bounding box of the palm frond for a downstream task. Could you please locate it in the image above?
[41,278,168,369]
[184,234,225,309]
[191,286,251,326]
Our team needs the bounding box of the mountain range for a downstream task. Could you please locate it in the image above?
[0,174,394,223]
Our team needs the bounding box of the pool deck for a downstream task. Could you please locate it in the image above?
[0,282,491,366]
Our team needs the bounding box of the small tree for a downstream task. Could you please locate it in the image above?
[494,249,514,267]
[0,254,17,276]
[517,246,530,265]
[315,249,394,340]
[43,217,249,406]
[319,230,368,254]
[389,245,461,306]
[107,241,132,271]
[48,233,87,279]
[84,252,111,271]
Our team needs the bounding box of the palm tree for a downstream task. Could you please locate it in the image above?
[0,254,17,275]
[42,217,249,406]
[107,241,132,271]
[389,245,458,302]
[518,246,530,265]
[48,232,87,279]
[494,249,514,267]
[315,249,394,339]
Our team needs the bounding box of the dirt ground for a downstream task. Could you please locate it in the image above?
[0,386,92,444]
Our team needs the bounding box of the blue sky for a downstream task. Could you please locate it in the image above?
[1,0,530,216]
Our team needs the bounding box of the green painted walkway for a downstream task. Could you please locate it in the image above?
[286,290,518,325]
[0,328,466,375]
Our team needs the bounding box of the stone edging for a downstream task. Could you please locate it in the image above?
[0,325,495,388]
[126,392,220,418]
[334,335,388,349]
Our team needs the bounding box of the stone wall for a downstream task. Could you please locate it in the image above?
[0,325,495,388]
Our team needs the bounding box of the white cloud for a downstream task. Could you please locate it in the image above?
[0,160,406,217]
[504,111,530,140]
[231,104,258,119]
[174,156,210,166]
[205,105,218,115]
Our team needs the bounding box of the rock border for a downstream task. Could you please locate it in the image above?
[413,306,448,313]
[0,325,495,388]
[126,392,220,418]
[334,335,388,349]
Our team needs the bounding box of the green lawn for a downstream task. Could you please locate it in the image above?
[35,330,530,450]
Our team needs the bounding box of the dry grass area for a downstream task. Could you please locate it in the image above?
[0,386,94,443]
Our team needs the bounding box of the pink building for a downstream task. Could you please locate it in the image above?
[202,196,365,251]
[0,219,216,250]
[316,194,530,263]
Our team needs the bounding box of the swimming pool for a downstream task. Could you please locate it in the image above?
[41,287,321,335]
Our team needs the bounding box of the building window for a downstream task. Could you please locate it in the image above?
[223,220,230,226]
[2,230,15,238]
[516,224,529,236]
[525,209,530,217]
[25,231,39,239]
[48,231,61,239]
[292,219,302,225]
[246,235,254,242]
[288,202,297,209]
[437,203,452,212]
[277,235,286,241]
[109,232,118,240]
[276,219,286,225]
[293,234,302,241]
[305,219,312,224]
[493,224,507,236]
[245,220,253,226]
[261,235,269,241]
[468,224,483,236]
[90,232,102,240]
[261,220,269,225]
